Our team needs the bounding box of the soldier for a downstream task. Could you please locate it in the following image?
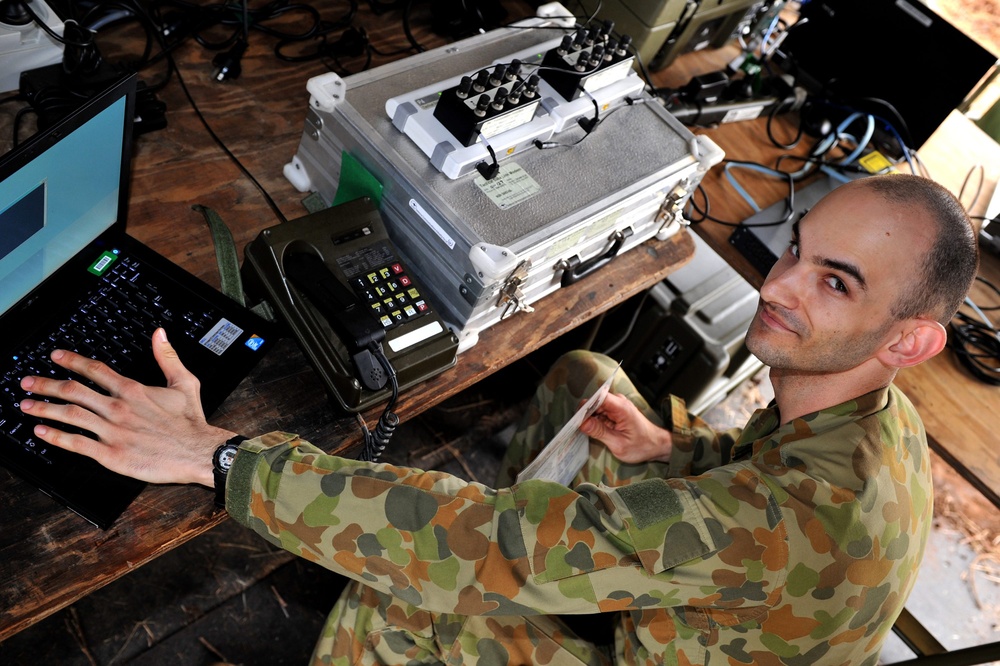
[20,173,979,665]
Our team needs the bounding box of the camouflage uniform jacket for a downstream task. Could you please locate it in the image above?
[226,383,931,666]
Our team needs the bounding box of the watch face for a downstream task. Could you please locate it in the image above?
[216,445,238,472]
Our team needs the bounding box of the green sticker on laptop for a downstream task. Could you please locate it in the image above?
[87,250,118,276]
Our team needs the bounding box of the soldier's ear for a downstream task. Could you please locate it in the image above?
[878,319,947,369]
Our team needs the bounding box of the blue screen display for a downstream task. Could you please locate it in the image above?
[0,95,126,314]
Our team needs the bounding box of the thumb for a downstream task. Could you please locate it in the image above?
[580,413,610,441]
[151,328,197,388]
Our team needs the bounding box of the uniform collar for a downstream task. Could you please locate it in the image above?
[729,385,892,462]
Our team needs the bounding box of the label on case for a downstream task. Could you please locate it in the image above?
[474,163,540,210]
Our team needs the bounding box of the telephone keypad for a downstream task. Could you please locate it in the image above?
[353,260,432,331]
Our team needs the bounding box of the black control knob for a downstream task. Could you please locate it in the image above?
[490,64,507,87]
[474,94,490,116]
[456,75,473,99]
[507,59,521,81]
[589,45,604,67]
[473,69,490,92]
[491,87,508,110]
[523,74,540,98]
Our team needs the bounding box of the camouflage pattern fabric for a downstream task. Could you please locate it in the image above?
[227,350,932,665]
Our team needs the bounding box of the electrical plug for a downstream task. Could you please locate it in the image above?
[212,38,248,82]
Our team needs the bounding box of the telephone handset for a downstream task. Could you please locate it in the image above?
[283,251,388,391]
[242,197,459,420]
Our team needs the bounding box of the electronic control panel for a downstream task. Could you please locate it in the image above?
[384,19,645,179]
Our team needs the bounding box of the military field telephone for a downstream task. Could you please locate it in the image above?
[242,197,459,457]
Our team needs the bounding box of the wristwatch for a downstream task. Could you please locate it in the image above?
[212,435,248,507]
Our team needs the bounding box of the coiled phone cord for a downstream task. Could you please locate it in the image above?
[358,341,399,462]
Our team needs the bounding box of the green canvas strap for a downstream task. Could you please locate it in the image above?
[192,204,244,305]
[192,204,276,322]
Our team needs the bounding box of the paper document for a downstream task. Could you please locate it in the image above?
[516,364,620,485]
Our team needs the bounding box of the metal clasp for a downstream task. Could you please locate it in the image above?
[497,259,534,320]
[656,182,691,231]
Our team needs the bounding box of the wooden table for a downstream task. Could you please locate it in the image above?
[0,1,700,641]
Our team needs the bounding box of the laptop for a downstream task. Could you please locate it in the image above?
[0,73,277,528]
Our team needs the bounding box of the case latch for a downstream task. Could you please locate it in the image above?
[497,260,534,319]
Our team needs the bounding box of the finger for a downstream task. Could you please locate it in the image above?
[20,374,108,415]
[48,348,127,393]
[151,329,199,391]
[580,414,605,439]
[30,421,141,481]
[595,393,630,421]
[29,421,98,456]
[20,396,102,438]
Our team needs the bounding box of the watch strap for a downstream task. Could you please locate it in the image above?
[213,435,248,508]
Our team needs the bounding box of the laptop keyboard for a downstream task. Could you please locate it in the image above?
[0,252,221,463]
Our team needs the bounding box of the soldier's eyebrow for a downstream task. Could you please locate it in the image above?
[796,220,869,292]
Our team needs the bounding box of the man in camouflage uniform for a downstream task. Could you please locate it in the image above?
[21,173,979,666]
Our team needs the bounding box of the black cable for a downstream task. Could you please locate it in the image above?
[949,316,1000,385]
[12,105,36,149]
[475,133,501,180]
[687,162,796,228]
[959,164,985,212]
[948,277,1000,385]
[772,153,868,176]
[577,92,600,133]
[166,50,288,224]
[766,96,803,149]
[971,276,1000,310]
[359,342,399,462]
[533,96,643,150]
[401,0,426,53]
[601,289,652,357]
[1,93,28,147]
[19,2,93,48]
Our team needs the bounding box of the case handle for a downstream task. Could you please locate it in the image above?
[556,227,633,287]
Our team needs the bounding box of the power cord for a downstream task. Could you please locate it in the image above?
[949,278,1000,386]
[165,46,289,224]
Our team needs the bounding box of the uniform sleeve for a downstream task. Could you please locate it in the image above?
[226,431,788,618]
[663,395,743,477]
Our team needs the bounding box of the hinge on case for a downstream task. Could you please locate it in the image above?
[497,259,534,319]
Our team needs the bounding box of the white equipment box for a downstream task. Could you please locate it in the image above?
[0,0,63,93]
[283,9,723,351]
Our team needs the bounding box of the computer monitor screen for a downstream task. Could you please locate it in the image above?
[775,0,997,156]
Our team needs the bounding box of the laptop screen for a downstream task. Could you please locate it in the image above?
[0,75,134,316]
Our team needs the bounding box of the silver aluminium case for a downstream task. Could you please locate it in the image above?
[283,14,723,351]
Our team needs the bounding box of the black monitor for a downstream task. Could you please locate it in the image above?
[774,0,997,157]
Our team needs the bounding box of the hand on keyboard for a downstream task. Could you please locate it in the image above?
[18,328,237,487]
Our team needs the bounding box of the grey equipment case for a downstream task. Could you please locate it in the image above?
[283,4,723,351]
